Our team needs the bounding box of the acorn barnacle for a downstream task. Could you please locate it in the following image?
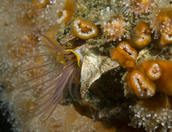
[131,21,151,49]
[110,41,138,69]
[72,17,98,40]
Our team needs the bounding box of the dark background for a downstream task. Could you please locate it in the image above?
[0,103,13,132]
[0,85,13,132]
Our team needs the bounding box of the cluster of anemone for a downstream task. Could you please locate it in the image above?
[13,0,172,121]
[110,38,172,99]
[126,60,172,98]
[108,1,172,131]
[1,0,172,131]
[109,5,172,99]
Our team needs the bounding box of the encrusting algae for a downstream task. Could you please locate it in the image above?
[0,0,172,132]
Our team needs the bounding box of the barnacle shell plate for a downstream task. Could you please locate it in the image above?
[80,49,119,99]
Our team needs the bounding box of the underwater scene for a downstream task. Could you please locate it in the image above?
[0,0,172,131]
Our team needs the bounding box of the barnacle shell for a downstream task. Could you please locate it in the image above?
[80,47,119,99]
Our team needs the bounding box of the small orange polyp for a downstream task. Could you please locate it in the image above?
[140,0,150,4]
[155,60,172,96]
[110,41,137,69]
[131,21,151,49]
[157,13,171,27]
[32,0,49,8]
[160,33,172,47]
[152,8,172,40]
[56,10,69,24]
[155,10,171,32]
[72,17,98,40]
[131,0,154,15]
[153,8,172,47]
[127,69,156,98]
[141,60,162,81]
[160,25,172,47]
[57,0,76,24]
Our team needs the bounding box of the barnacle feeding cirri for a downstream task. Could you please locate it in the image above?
[0,0,172,132]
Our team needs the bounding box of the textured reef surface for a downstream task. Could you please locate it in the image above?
[0,0,172,132]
